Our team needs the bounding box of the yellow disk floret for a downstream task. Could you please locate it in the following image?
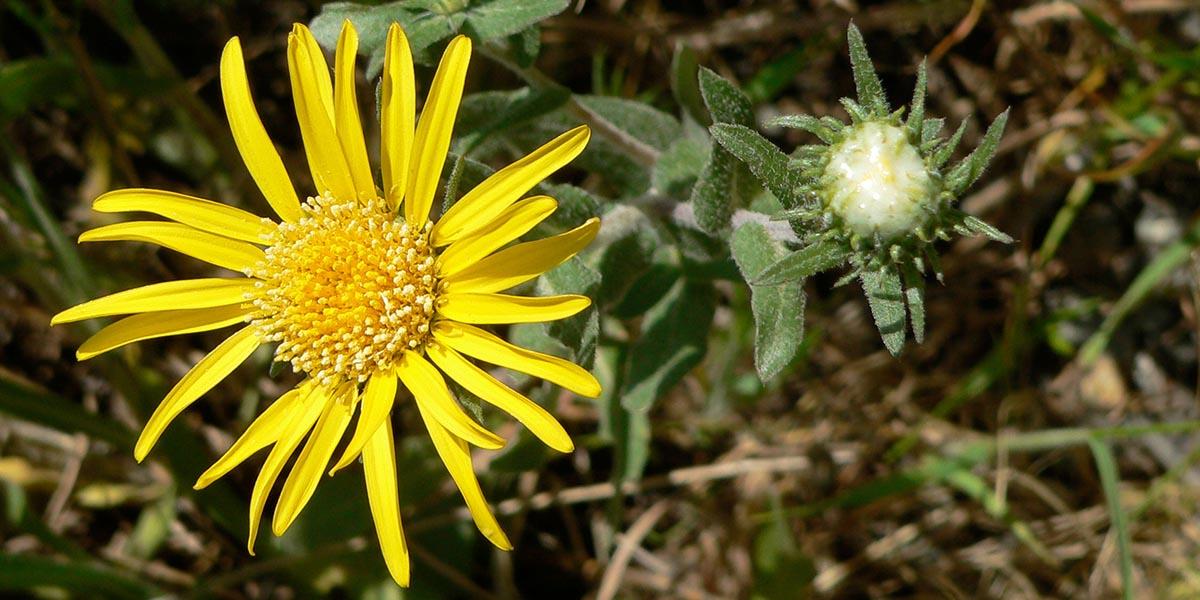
[249,193,439,386]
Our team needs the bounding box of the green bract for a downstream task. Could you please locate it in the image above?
[716,25,1012,356]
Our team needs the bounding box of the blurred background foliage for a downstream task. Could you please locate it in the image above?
[2,0,1200,598]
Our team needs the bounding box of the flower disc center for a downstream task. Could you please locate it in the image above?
[824,121,935,241]
[249,194,439,386]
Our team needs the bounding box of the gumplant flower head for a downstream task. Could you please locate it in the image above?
[52,21,600,586]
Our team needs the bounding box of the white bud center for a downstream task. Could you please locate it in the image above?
[825,121,934,241]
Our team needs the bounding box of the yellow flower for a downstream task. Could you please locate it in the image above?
[52,21,600,586]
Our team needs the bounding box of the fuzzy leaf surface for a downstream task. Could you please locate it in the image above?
[710,123,801,207]
[861,266,907,356]
[691,146,736,235]
[756,239,849,285]
[463,0,570,40]
[947,109,1009,194]
[621,280,715,412]
[847,24,887,116]
[731,222,806,380]
[699,67,754,126]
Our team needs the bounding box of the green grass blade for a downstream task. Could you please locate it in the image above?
[1079,216,1200,365]
[1088,438,1134,600]
[0,372,135,449]
[0,554,159,599]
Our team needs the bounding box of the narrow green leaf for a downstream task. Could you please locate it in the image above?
[710,123,801,207]
[691,146,736,235]
[0,374,134,448]
[900,261,926,344]
[1088,438,1135,600]
[767,114,835,143]
[947,109,1009,194]
[861,265,907,356]
[756,239,849,285]
[930,119,968,169]
[463,0,570,41]
[731,222,805,381]
[670,42,709,125]
[846,24,887,116]
[0,554,158,599]
[959,213,1013,243]
[921,117,945,147]
[1079,219,1200,365]
[698,67,754,126]
[905,61,927,143]
[622,280,715,412]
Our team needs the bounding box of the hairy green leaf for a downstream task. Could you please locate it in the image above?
[861,265,907,356]
[710,123,801,207]
[846,24,887,117]
[767,115,836,144]
[931,119,968,169]
[960,213,1013,244]
[691,146,736,235]
[905,61,927,143]
[947,109,1009,195]
[731,222,805,381]
[622,280,715,412]
[698,67,754,126]
[756,239,849,286]
[463,0,570,40]
[900,261,926,344]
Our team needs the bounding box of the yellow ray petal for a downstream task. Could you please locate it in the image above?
[273,385,356,535]
[133,325,261,462]
[288,28,355,201]
[194,383,310,489]
[295,24,335,125]
[219,37,303,223]
[333,21,375,201]
[77,305,251,361]
[331,369,397,473]
[405,35,471,225]
[381,23,415,211]
[79,222,266,272]
[437,196,557,276]
[427,343,572,453]
[438,293,590,325]
[432,125,590,246]
[433,321,600,398]
[414,400,512,550]
[51,278,257,325]
[362,419,410,586]
[443,217,600,293]
[396,351,504,450]
[92,189,273,244]
[248,383,326,554]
